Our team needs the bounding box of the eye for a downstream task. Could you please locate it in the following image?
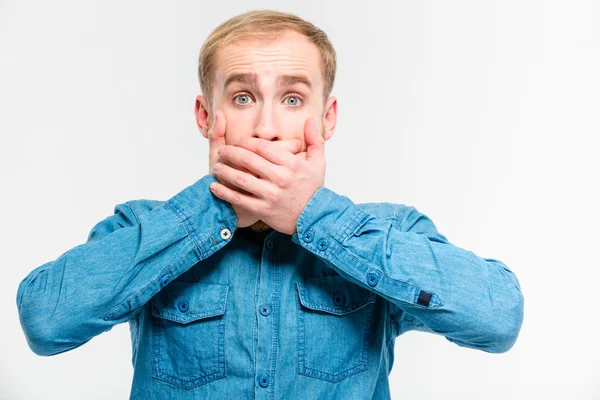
[233,94,254,106]
[284,95,303,107]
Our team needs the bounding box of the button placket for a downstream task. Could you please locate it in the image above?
[259,304,271,316]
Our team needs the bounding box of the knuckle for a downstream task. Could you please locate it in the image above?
[235,172,248,186]
[276,174,289,188]
[288,158,299,170]
[266,188,278,202]
[241,152,253,166]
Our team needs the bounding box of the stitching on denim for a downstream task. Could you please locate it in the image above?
[152,311,162,379]
[302,362,369,383]
[296,186,318,235]
[340,210,370,243]
[335,245,444,309]
[164,200,204,259]
[361,296,374,366]
[295,280,372,382]
[151,286,228,389]
[268,248,282,398]
[152,286,229,323]
[104,247,194,321]
[295,282,306,373]
[297,283,376,315]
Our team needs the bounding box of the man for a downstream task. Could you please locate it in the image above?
[16,9,524,400]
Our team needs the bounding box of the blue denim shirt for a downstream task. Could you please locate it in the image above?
[16,173,524,399]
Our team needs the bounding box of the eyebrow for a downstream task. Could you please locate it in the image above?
[223,72,312,91]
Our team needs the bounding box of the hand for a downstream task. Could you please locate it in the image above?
[209,117,324,235]
[207,110,307,229]
[207,110,258,228]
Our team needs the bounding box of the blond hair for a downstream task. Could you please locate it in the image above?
[198,9,336,117]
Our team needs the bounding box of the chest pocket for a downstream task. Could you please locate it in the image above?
[295,275,377,383]
[151,281,229,389]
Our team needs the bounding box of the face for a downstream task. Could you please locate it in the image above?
[196,29,337,151]
[195,29,338,232]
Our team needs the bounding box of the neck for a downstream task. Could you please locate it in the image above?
[249,220,274,234]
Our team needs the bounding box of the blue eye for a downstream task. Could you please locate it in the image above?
[285,96,302,107]
[234,94,252,105]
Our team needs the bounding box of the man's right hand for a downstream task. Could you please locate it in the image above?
[207,110,304,229]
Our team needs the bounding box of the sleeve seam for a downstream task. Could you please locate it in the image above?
[163,200,204,259]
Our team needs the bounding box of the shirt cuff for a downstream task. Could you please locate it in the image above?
[165,174,238,258]
[291,186,369,254]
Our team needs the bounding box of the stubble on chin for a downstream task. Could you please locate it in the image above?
[249,219,273,233]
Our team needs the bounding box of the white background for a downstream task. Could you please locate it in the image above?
[2,1,599,399]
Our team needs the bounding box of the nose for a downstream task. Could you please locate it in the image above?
[253,105,281,142]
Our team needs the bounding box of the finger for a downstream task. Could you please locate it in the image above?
[221,139,302,180]
[295,151,307,161]
[209,180,263,215]
[235,136,299,167]
[226,138,300,179]
[219,145,283,183]
[213,161,273,199]
[271,138,302,154]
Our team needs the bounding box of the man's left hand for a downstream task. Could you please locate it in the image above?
[209,118,326,235]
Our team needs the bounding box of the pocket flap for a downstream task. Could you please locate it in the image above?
[295,275,376,315]
[151,281,229,324]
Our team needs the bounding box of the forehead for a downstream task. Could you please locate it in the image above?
[214,30,323,92]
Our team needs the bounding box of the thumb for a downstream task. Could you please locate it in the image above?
[305,118,324,162]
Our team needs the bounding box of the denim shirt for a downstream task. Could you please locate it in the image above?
[16,173,524,399]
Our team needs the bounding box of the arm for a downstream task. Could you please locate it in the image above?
[291,187,524,354]
[16,174,237,356]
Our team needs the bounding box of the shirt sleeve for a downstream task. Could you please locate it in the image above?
[291,186,524,354]
[16,174,237,356]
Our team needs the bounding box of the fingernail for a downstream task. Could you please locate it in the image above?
[217,146,224,155]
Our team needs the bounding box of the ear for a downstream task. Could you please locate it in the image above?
[322,96,338,142]
[195,95,211,139]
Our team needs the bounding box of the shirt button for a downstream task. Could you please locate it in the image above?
[160,275,171,287]
[178,300,189,313]
[259,304,271,316]
[259,373,269,388]
[302,230,314,243]
[332,292,345,306]
[220,228,231,240]
[266,240,274,250]
[317,238,329,250]
[366,272,379,287]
